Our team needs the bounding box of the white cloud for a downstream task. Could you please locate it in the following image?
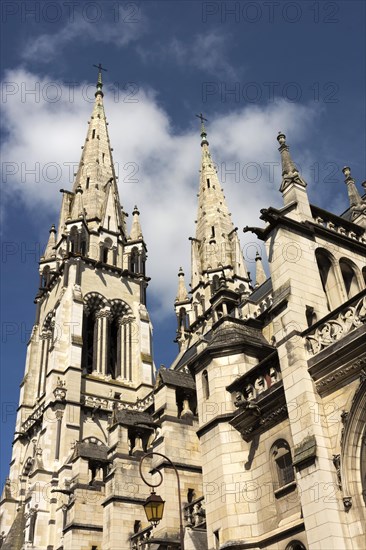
[137,31,240,79]
[21,16,145,63]
[1,69,321,319]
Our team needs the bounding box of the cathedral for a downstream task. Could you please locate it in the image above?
[0,69,365,550]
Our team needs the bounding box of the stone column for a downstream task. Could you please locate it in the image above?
[37,331,52,398]
[117,317,125,379]
[94,308,111,376]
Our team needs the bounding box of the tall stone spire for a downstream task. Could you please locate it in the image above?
[192,116,248,285]
[69,65,124,232]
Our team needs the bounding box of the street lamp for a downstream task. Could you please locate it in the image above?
[139,451,185,550]
[142,491,165,527]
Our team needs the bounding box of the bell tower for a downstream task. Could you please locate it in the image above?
[0,67,155,549]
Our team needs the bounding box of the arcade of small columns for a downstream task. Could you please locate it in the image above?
[83,297,136,381]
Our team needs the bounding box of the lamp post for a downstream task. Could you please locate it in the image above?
[139,451,185,550]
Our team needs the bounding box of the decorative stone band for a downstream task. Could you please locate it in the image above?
[306,295,366,355]
[82,392,154,412]
[314,216,366,244]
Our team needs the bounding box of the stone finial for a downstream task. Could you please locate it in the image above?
[129,205,143,240]
[277,131,286,146]
[254,251,267,287]
[277,132,307,193]
[43,224,57,260]
[175,267,189,302]
[342,166,362,207]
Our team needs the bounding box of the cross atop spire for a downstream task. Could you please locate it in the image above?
[93,63,107,97]
[196,113,209,145]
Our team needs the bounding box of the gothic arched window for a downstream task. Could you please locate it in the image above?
[315,249,342,311]
[178,308,189,330]
[82,310,96,374]
[41,266,50,288]
[271,439,295,489]
[108,316,119,378]
[211,275,220,295]
[80,228,88,256]
[130,247,139,273]
[69,226,79,254]
[101,238,113,264]
[202,370,210,399]
[339,258,361,299]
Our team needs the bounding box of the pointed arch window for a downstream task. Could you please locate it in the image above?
[207,178,211,188]
[339,258,361,299]
[271,439,295,489]
[101,238,113,264]
[211,275,220,295]
[178,307,189,331]
[108,316,119,378]
[315,249,342,311]
[202,370,210,399]
[69,226,79,254]
[41,265,50,288]
[82,309,97,374]
[92,129,96,139]
[130,247,139,273]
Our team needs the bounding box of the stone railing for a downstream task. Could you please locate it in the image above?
[306,294,366,355]
[231,359,281,405]
[314,215,366,244]
[21,402,45,432]
[130,526,153,549]
[184,496,206,528]
[82,392,154,412]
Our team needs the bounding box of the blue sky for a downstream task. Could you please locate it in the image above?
[0,0,365,486]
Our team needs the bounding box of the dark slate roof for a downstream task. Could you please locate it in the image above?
[157,367,196,390]
[186,529,208,549]
[208,320,269,350]
[248,277,272,303]
[2,505,25,550]
[72,440,109,462]
[113,409,155,428]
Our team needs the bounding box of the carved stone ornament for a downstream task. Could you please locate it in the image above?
[53,377,67,401]
[343,496,352,511]
[306,296,366,355]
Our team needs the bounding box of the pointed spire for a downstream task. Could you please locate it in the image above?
[255,252,267,287]
[193,116,248,280]
[342,166,362,207]
[43,224,57,259]
[196,112,209,146]
[277,132,307,193]
[129,206,143,240]
[175,267,189,302]
[93,63,107,98]
[69,66,122,229]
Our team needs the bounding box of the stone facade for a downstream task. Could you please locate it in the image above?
[1,74,365,550]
